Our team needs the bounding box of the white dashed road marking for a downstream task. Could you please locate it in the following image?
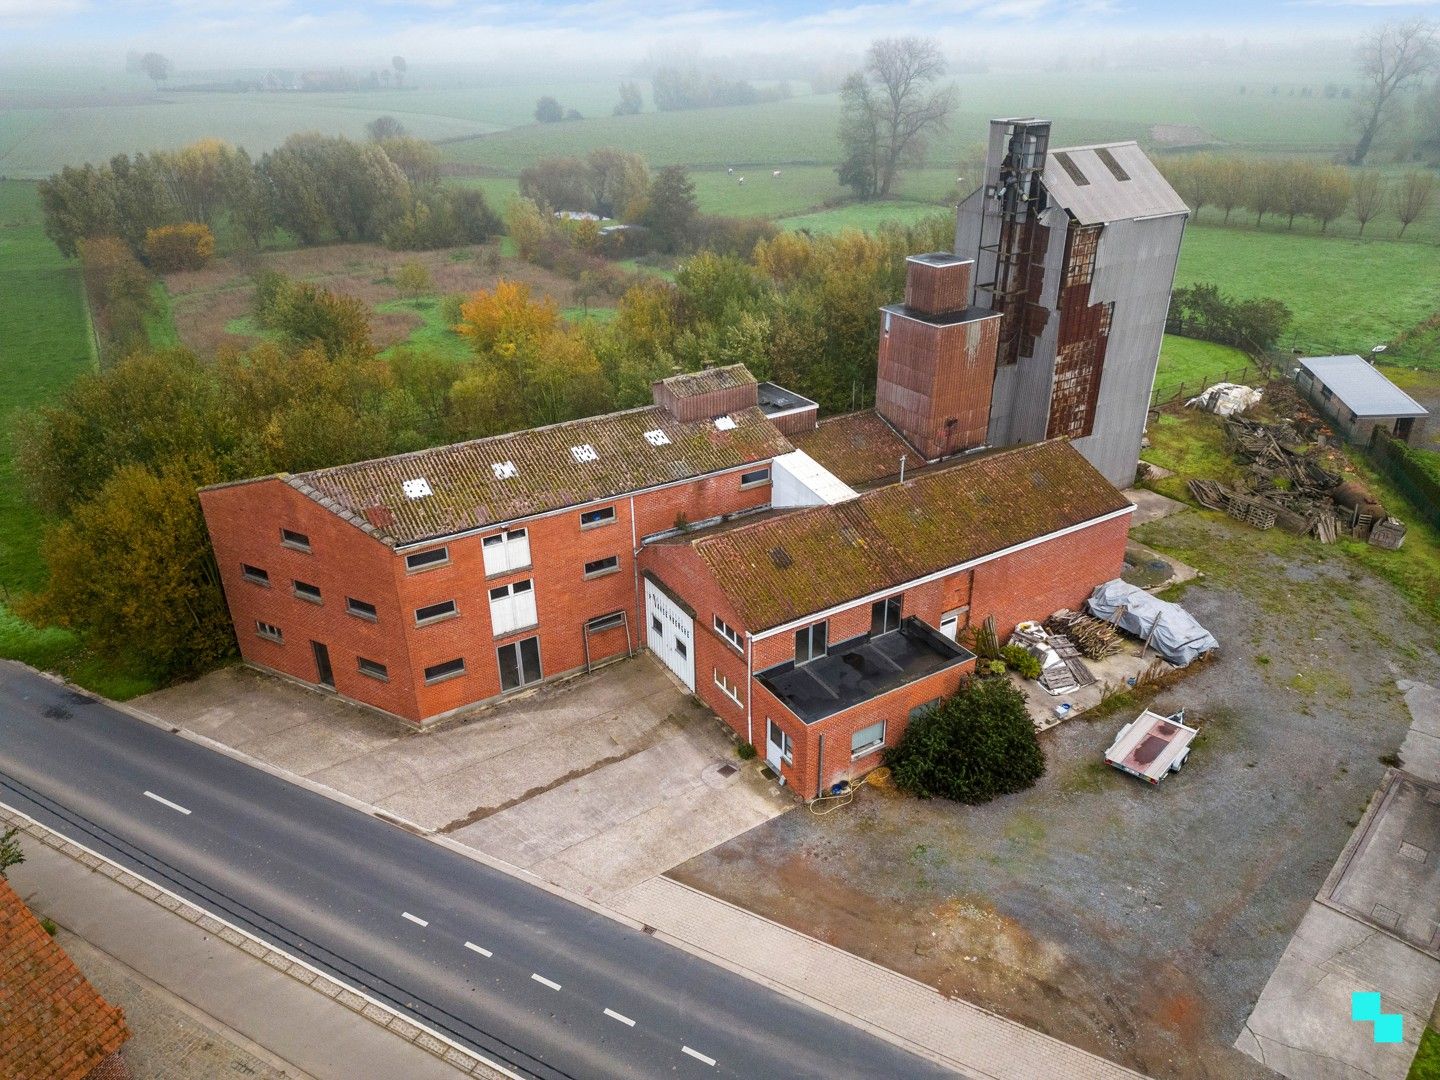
[682,1046,717,1066]
[531,973,562,991]
[603,1008,636,1027]
[401,911,429,927]
[464,941,493,958]
[143,791,191,815]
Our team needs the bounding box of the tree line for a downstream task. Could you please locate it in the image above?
[1158,153,1437,237]
[38,121,501,262]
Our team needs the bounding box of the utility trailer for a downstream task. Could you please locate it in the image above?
[1104,709,1197,785]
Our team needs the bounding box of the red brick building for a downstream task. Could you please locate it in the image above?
[200,254,1134,777]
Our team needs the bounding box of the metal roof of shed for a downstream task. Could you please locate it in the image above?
[1043,142,1189,225]
[1298,355,1429,418]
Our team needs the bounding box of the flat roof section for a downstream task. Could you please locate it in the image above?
[1299,355,1429,419]
[1320,770,1440,959]
[757,382,817,417]
[757,618,975,724]
[882,302,999,328]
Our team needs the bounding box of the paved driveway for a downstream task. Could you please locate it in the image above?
[134,656,791,898]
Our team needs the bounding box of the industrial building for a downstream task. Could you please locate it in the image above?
[954,117,1189,488]
[1294,354,1429,447]
[202,261,1136,792]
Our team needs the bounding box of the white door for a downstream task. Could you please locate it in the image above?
[766,717,791,775]
[645,578,694,691]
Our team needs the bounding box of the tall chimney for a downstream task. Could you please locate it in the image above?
[874,254,1001,460]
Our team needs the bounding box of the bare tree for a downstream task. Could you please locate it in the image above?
[1350,19,1439,164]
[1394,170,1436,236]
[1309,166,1353,232]
[392,55,407,88]
[1351,169,1386,234]
[837,37,955,199]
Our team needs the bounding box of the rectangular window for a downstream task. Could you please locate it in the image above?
[357,657,388,681]
[795,621,828,665]
[415,599,458,626]
[293,580,322,604]
[497,636,542,692]
[255,621,283,643]
[714,669,743,706]
[651,614,663,635]
[242,564,270,586]
[405,546,449,572]
[851,720,886,758]
[423,657,466,684]
[909,698,941,721]
[871,595,902,637]
[583,555,620,579]
[713,615,743,652]
[580,506,616,529]
[739,467,771,489]
[280,528,311,552]
[347,597,378,621]
[481,528,531,576]
[586,611,626,633]
[939,609,963,641]
[489,579,537,637]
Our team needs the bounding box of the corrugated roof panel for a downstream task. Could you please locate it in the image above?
[1298,355,1429,418]
[1043,142,1188,225]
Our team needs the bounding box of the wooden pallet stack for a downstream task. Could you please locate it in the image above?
[1045,610,1120,660]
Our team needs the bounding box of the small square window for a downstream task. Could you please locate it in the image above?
[714,416,737,431]
[580,505,616,528]
[255,620,283,643]
[651,615,663,634]
[643,429,671,447]
[347,597,378,621]
[739,467,771,489]
[424,657,466,684]
[242,564,270,586]
[280,528,311,552]
[583,555,620,579]
[415,599,458,625]
[293,580,322,604]
[358,657,389,681]
[851,720,886,758]
[403,478,432,499]
[405,547,449,572]
[571,443,599,463]
[492,460,518,480]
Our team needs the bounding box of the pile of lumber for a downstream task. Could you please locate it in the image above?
[1045,610,1120,660]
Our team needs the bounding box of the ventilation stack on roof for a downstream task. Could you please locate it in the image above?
[651,364,759,422]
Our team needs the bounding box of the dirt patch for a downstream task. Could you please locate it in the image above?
[162,242,586,357]
[670,509,1440,1079]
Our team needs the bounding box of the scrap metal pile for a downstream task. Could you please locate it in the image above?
[1187,414,1406,549]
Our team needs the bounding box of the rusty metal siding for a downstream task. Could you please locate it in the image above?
[1046,224,1110,440]
[876,312,1000,460]
[904,259,973,317]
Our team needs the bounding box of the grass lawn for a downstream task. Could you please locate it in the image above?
[779,201,952,235]
[1154,336,1257,404]
[375,296,473,362]
[1175,225,1440,358]
[0,180,158,698]
[1411,1028,1440,1080]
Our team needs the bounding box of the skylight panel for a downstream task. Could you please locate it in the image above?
[571,444,599,463]
[402,478,432,499]
[714,416,737,431]
[492,461,518,480]
[643,429,671,447]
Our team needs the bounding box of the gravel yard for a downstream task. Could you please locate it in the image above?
[670,508,1440,1079]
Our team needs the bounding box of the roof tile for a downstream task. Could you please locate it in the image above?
[790,410,921,489]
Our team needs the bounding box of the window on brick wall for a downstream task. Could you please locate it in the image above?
[795,621,827,665]
[870,595,902,636]
[586,611,626,633]
[347,597,378,621]
[255,621,283,643]
[481,528,531,576]
[583,555,620,579]
[293,580,322,604]
[714,669,743,705]
[423,657,466,684]
[415,599,458,626]
[580,505,616,529]
[242,564,270,586]
[767,717,793,764]
[851,720,886,757]
[497,636,542,692]
[739,467,771,489]
[357,657,388,681]
[280,528,311,552]
[713,615,743,652]
[489,579,536,636]
[405,546,449,572]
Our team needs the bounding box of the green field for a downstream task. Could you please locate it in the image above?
[1154,336,1257,403]
[780,201,952,234]
[376,297,473,362]
[1174,225,1440,357]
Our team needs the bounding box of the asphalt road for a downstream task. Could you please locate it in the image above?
[0,663,957,1080]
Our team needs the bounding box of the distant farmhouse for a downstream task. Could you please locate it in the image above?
[199,118,1185,798]
[1294,354,1429,447]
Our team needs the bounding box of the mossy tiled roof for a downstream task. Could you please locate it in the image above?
[289,404,792,546]
[1,877,129,1080]
[654,364,755,398]
[790,410,922,489]
[688,440,1132,631]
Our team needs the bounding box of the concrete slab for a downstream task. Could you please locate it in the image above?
[1320,771,1440,959]
[1124,486,1188,526]
[1238,903,1440,1080]
[1399,680,1440,783]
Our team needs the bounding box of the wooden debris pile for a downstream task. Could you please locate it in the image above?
[1184,415,1404,546]
[1045,610,1120,660]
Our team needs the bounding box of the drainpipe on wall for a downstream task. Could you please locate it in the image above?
[745,633,753,747]
[815,733,824,800]
[629,495,640,653]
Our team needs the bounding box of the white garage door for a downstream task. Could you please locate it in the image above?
[645,578,695,692]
